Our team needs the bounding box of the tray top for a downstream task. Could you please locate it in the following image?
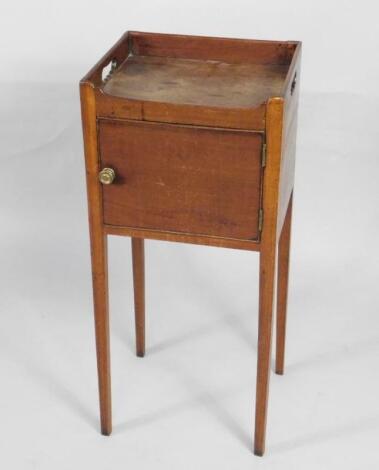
[102,54,289,109]
[82,32,300,129]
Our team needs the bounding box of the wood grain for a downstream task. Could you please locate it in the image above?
[277,43,301,235]
[99,119,263,240]
[132,238,145,357]
[276,193,293,375]
[254,97,284,456]
[80,32,299,131]
[103,55,289,109]
[105,225,261,252]
[96,89,267,130]
[80,32,302,455]
[80,82,112,435]
[129,31,297,65]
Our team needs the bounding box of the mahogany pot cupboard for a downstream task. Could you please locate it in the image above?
[80,31,301,456]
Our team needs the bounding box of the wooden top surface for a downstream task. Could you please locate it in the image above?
[102,54,289,109]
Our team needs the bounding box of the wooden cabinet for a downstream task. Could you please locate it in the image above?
[80,31,301,456]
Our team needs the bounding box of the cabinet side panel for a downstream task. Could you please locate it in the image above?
[277,47,301,235]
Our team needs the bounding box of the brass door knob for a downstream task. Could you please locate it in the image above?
[99,168,115,185]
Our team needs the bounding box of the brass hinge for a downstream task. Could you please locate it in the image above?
[261,143,267,168]
[258,209,264,232]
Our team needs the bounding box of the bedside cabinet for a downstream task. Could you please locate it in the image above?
[80,31,301,456]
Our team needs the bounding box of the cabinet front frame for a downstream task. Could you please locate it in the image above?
[97,118,265,249]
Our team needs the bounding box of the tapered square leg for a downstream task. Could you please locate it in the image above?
[81,82,112,436]
[90,232,112,435]
[132,238,145,357]
[276,194,293,375]
[254,248,277,456]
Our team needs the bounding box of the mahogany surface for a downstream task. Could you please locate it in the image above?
[99,119,263,240]
[103,55,289,109]
[80,31,301,457]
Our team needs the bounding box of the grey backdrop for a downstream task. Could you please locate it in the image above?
[1,1,379,469]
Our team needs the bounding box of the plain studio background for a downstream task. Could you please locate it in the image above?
[1,1,379,469]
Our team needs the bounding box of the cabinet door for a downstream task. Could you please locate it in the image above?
[98,119,263,240]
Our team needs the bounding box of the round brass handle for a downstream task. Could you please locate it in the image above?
[99,168,115,185]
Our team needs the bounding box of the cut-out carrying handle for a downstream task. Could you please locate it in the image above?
[290,72,297,96]
[102,59,118,83]
[80,32,129,87]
